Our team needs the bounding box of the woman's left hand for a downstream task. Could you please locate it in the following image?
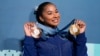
[75,20,86,34]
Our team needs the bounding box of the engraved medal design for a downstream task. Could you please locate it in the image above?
[69,23,80,36]
[31,23,41,38]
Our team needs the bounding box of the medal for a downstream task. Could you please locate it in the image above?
[69,23,80,36]
[31,23,41,38]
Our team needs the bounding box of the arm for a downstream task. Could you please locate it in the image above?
[23,36,37,56]
[68,20,88,56]
[23,22,40,56]
[75,20,87,56]
[67,32,87,56]
[75,32,88,56]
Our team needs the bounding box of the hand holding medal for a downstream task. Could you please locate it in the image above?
[69,19,86,36]
[31,23,41,38]
[24,22,41,38]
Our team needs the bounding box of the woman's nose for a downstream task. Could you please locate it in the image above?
[53,13,58,18]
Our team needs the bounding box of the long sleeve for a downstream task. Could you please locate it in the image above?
[23,36,37,56]
[75,33,88,56]
[67,32,87,56]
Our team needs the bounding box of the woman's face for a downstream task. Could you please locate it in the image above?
[40,4,60,28]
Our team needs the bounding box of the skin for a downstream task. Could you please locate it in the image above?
[24,4,86,38]
[39,4,60,28]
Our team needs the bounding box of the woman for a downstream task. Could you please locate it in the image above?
[23,2,87,56]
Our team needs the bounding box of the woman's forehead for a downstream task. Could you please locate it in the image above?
[43,4,57,11]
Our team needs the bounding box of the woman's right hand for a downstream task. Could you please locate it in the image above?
[24,22,41,38]
[24,22,34,36]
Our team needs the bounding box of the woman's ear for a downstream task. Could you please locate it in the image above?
[39,16,44,22]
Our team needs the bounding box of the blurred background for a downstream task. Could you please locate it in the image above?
[0,0,100,56]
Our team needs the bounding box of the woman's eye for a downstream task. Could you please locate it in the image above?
[55,11,59,13]
[47,12,52,15]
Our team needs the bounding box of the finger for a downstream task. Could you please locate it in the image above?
[76,20,85,28]
[79,20,86,26]
[30,22,37,26]
[75,19,80,24]
[30,22,34,27]
[31,24,38,33]
[24,22,37,32]
[24,23,29,29]
[27,23,33,31]
[26,22,34,29]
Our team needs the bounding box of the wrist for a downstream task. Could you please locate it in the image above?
[25,33,32,37]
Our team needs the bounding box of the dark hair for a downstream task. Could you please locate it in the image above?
[34,2,54,24]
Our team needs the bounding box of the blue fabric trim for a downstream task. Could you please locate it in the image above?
[36,22,59,35]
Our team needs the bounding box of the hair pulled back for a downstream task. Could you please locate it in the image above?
[34,2,53,24]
